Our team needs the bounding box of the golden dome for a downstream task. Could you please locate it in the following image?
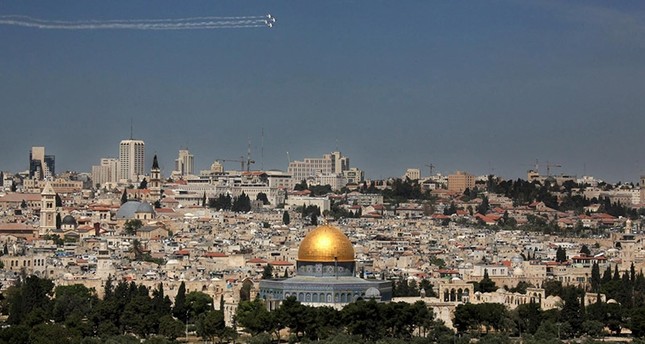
[298,225,355,263]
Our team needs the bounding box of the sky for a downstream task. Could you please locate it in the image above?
[0,0,644,183]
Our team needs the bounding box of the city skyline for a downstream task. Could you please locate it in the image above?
[1,1,644,182]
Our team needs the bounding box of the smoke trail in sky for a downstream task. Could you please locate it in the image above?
[0,14,274,30]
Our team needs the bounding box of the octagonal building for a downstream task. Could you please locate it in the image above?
[259,225,392,308]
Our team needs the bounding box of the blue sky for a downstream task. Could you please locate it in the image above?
[0,1,644,182]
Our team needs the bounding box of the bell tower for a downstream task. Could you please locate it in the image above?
[39,182,57,235]
[150,155,161,200]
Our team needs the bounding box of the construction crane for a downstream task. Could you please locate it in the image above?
[215,158,246,171]
[215,156,255,172]
[546,161,561,177]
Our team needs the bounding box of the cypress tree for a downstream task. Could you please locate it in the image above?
[121,189,128,205]
[173,281,187,323]
[613,265,620,281]
[602,266,612,284]
[104,275,114,300]
[591,262,601,293]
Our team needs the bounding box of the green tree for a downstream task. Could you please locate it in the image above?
[52,284,98,324]
[282,210,290,225]
[342,299,385,341]
[555,246,567,263]
[186,291,214,319]
[262,264,274,279]
[121,189,128,205]
[256,192,270,205]
[196,311,226,343]
[477,269,497,293]
[55,213,62,229]
[580,244,591,256]
[477,196,490,215]
[560,286,584,336]
[514,302,542,335]
[29,323,81,344]
[240,280,252,302]
[630,305,645,337]
[138,178,148,189]
[236,298,276,336]
[281,296,309,340]
[591,262,601,293]
[172,281,187,323]
[232,192,252,212]
[294,180,308,191]
[6,275,55,325]
[123,219,143,236]
[151,283,172,317]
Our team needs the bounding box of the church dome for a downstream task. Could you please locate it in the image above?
[298,225,355,263]
[61,215,77,226]
[136,202,154,214]
[116,200,141,219]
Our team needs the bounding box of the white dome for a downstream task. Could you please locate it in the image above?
[365,287,381,299]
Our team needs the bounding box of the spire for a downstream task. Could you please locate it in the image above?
[41,181,56,196]
[152,155,159,170]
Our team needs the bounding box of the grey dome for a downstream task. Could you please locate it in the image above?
[116,201,141,219]
[136,202,154,214]
[61,215,77,226]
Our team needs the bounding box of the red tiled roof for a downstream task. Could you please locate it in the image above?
[204,252,228,258]
[247,258,268,264]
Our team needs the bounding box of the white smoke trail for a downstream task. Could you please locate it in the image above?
[0,14,273,30]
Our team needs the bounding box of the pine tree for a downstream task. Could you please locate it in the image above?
[282,210,290,225]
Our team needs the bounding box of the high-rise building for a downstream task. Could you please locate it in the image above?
[447,171,475,193]
[287,151,350,184]
[91,158,119,187]
[29,146,55,180]
[119,140,145,182]
[640,175,645,205]
[174,149,194,176]
[405,168,421,181]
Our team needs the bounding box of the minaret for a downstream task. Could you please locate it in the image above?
[150,155,161,200]
[39,182,57,235]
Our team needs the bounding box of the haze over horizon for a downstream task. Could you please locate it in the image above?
[1,1,644,183]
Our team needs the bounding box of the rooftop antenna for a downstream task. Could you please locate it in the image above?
[130,118,133,140]
[425,163,435,176]
[261,128,264,171]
